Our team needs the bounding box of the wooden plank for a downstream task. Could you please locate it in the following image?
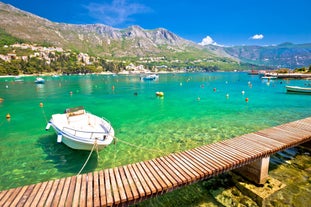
[168,154,200,181]
[23,182,45,207]
[72,175,82,207]
[113,167,127,203]
[194,145,229,170]
[200,145,238,169]
[93,171,101,207]
[22,183,43,207]
[214,142,255,166]
[176,152,206,178]
[223,137,268,157]
[127,164,146,198]
[79,174,87,207]
[59,177,72,206]
[143,161,170,191]
[0,188,19,206]
[135,162,157,195]
[270,127,305,141]
[184,150,216,176]
[212,142,250,164]
[51,178,65,207]
[0,189,8,201]
[156,157,185,185]
[45,179,60,206]
[65,176,77,207]
[140,161,164,192]
[122,165,140,200]
[182,150,214,177]
[237,135,276,153]
[224,139,268,158]
[148,159,176,189]
[175,152,204,180]
[118,166,134,202]
[288,120,311,132]
[256,128,298,143]
[37,180,54,207]
[221,141,263,160]
[86,172,93,207]
[7,185,28,207]
[246,133,285,151]
[276,126,311,142]
[131,163,152,196]
[192,147,227,172]
[98,170,107,207]
[104,169,114,206]
[109,168,121,205]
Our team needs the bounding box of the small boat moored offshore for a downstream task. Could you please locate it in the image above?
[286,85,311,94]
[140,74,159,81]
[35,77,45,84]
[46,106,114,151]
[261,76,277,80]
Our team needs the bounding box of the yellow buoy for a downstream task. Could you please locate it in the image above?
[39,102,43,107]
[6,113,11,119]
[0,98,3,103]
[156,91,164,97]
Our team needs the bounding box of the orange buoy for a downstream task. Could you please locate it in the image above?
[245,97,249,102]
[39,102,43,107]
[6,113,11,119]
[0,98,3,103]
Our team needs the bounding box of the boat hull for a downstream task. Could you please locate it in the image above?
[286,86,311,93]
[46,109,115,151]
[49,123,114,151]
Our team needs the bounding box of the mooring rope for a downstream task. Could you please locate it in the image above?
[40,104,49,124]
[113,136,166,155]
[77,139,97,176]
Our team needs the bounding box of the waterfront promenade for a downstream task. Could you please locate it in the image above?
[0,117,311,206]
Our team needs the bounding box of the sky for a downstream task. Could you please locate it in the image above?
[2,0,311,46]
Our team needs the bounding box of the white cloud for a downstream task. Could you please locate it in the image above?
[250,34,264,40]
[199,36,218,46]
[86,0,150,26]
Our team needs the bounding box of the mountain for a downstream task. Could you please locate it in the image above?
[222,43,311,68]
[0,2,310,69]
[0,2,220,59]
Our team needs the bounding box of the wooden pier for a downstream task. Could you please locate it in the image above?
[1,117,311,206]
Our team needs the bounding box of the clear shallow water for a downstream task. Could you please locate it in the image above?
[0,72,311,191]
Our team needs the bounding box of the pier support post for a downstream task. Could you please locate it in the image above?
[235,156,270,185]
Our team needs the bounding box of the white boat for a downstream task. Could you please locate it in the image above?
[46,106,114,151]
[286,85,311,93]
[140,74,158,81]
[261,76,277,79]
[35,77,45,84]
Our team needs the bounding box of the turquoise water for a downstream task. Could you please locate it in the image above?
[0,72,311,191]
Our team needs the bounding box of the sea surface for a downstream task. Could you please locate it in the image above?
[0,72,310,205]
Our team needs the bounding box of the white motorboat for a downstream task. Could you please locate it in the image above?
[261,76,277,80]
[46,106,114,151]
[140,74,159,81]
[286,85,311,94]
[35,77,45,84]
